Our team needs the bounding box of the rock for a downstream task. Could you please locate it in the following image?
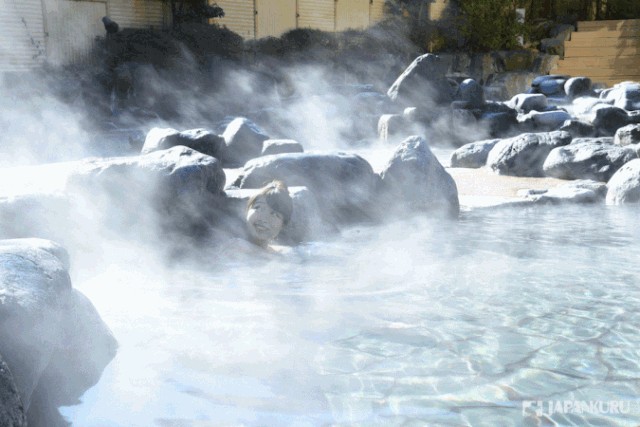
[549,23,574,41]
[484,72,538,100]
[540,38,564,56]
[450,139,501,168]
[518,110,572,131]
[0,238,116,424]
[487,131,572,177]
[530,75,569,96]
[261,139,304,156]
[543,138,638,181]
[564,77,592,100]
[559,119,597,138]
[601,81,640,111]
[614,124,640,146]
[508,93,548,113]
[588,104,631,136]
[519,179,606,204]
[378,114,407,143]
[221,117,270,166]
[387,54,453,109]
[456,78,485,109]
[378,136,459,217]
[141,127,225,158]
[606,158,640,204]
[234,152,379,225]
[0,354,26,427]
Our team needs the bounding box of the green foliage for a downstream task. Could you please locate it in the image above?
[457,0,526,51]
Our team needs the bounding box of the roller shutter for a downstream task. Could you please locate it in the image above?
[107,0,168,30]
[298,0,334,32]
[336,0,370,31]
[370,0,385,24]
[213,0,255,39]
[45,0,107,66]
[255,0,296,38]
[0,0,46,71]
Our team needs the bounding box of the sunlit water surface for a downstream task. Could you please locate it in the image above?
[59,202,640,427]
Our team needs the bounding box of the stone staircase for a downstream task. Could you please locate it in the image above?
[555,19,640,87]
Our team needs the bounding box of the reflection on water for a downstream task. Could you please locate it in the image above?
[62,204,640,426]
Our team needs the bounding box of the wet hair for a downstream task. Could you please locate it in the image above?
[247,180,293,224]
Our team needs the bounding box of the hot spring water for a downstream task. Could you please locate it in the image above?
[60,198,640,426]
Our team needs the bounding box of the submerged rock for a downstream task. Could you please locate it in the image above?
[606,158,640,204]
[543,139,638,182]
[519,179,607,204]
[378,135,459,217]
[487,131,572,177]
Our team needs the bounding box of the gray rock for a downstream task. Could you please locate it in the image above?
[0,238,116,423]
[531,75,569,96]
[141,128,225,158]
[614,124,640,146]
[0,354,26,427]
[235,152,379,225]
[378,114,407,143]
[487,131,572,177]
[606,158,640,204]
[261,139,304,156]
[550,24,574,41]
[564,77,593,100]
[543,138,638,181]
[450,139,501,168]
[457,78,485,109]
[222,117,270,166]
[378,136,459,217]
[588,104,632,136]
[508,93,548,113]
[518,110,572,131]
[601,81,640,111]
[520,179,607,204]
[559,119,597,138]
[387,54,453,108]
[540,38,564,56]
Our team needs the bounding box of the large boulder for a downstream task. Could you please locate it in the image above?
[221,117,270,166]
[378,136,459,217]
[530,75,569,97]
[0,238,117,426]
[141,127,225,158]
[234,152,379,225]
[606,158,640,204]
[487,131,572,177]
[450,138,501,168]
[456,78,485,109]
[559,119,597,138]
[518,110,572,131]
[543,138,638,182]
[564,76,593,100]
[0,354,26,427]
[600,81,640,111]
[261,139,304,156]
[614,124,640,146]
[508,93,548,113]
[387,54,453,109]
[588,104,632,136]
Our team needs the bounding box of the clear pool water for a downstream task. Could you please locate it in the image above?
[61,203,640,426]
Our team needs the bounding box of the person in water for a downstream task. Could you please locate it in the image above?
[245,180,293,248]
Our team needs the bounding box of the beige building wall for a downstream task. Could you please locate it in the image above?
[370,0,386,24]
[255,0,297,38]
[215,0,255,39]
[108,0,168,29]
[0,0,46,71]
[298,0,335,31]
[336,0,370,31]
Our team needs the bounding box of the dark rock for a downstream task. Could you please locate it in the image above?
[378,114,407,143]
[543,138,638,181]
[141,128,225,158]
[222,117,270,166]
[480,111,519,138]
[540,38,564,56]
[508,93,548,113]
[387,54,453,109]
[614,124,640,146]
[606,158,640,204]
[564,77,593,100]
[520,179,606,204]
[530,74,568,96]
[261,139,304,156]
[588,104,631,136]
[0,354,26,427]
[518,110,572,131]
[559,119,597,138]
[450,139,501,168]
[456,78,484,109]
[378,136,459,217]
[235,152,379,225]
[487,131,572,177]
[600,81,640,111]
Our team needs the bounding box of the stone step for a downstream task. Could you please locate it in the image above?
[578,19,640,31]
[564,45,640,57]
[566,36,640,48]
[558,56,640,67]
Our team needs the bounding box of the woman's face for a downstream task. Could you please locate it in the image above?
[246,196,285,244]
